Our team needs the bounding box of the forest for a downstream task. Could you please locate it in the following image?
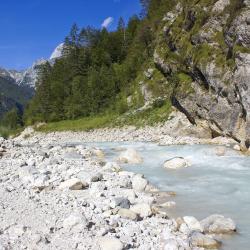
[22,0,172,125]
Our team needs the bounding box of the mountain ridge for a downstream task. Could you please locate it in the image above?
[0,44,64,118]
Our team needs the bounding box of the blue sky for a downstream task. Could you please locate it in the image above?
[0,0,141,70]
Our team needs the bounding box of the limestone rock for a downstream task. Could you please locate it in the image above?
[63,213,87,230]
[118,208,138,221]
[200,214,236,234]
[117,149,143,164]
[233,144,241,151]
[59,178,88,190]
[130,203,152,218]
[98,237,123,250]
[183,216,203,232]
[190,232,221,249]
[103,162,122,172]
[132,174,148,192]
[163,157,190,169]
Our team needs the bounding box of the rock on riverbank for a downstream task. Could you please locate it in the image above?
[0,134,236,249]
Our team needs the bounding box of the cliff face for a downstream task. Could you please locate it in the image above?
[139,0,250,146]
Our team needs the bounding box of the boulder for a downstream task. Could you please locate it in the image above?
[117,149,143,164]
[93,149,105,159]
[200,214,236,234]
[163,157,190,169]
[233,144,241,151]
[118,208,138,221]
[98,237,123,250]
[190,232,221,249]
[183,216,203,232]
[77,171,103,183]
[215,147,226,156]
[122,189,136,203]
[32,175,49,191]
[63,213,87,230]
[130,203,152,218]
[103,162,122,172]
[163,239,180,250]
[132,174,148,192]
[59,178,88,190]
[113,197,131,209]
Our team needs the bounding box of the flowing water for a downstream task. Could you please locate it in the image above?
[84,142,250,250]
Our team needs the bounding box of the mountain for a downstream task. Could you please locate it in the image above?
[50,43,65,61]
[0,44,64,118]
[0,72,34,118]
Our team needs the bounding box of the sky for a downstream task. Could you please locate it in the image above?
[0,0,141,70]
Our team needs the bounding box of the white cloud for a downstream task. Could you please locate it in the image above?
[101,17,114,28]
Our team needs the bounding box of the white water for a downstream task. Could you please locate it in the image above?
[84,142,250,250]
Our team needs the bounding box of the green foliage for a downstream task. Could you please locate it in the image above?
[25,11,151,124]
[116,100,172,127]
[1,108,22,130]
[0,126,23,139]
[24,0,243,133]
[233,45,250,54]
[0,108,23,138]
[37,113,117,132]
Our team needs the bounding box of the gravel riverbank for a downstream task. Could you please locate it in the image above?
[0,125,238,250]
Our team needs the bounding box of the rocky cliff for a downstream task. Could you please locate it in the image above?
[137,0,250,147]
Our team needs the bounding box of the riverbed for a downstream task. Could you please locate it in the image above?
[85,142,250,250]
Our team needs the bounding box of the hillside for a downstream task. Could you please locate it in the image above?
[22,0,250,146]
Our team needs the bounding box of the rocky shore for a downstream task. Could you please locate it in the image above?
[0,126,238,250]
[21,111,240,148]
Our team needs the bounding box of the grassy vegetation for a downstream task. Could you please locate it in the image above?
[233,45,250,54]
[37,100,173,133]
[37,113,118,132]
[115,100,172,127]
[0,126,23,139]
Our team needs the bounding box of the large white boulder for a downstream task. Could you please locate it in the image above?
[233,144,241,151]
[200,214,236,234]
[102,162,122,172]
[190,232,220,249]
[163,157,190,169]
[92,148,105,159]
[59,178,88,190]
[98,237,123,250]
[183,216,203,232]
[63,213,87,230]
[117,149,143,164]
[118,208,138,221]
[130,203,152,218]
[132,174,148,192]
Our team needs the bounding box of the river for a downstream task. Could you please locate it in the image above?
[84,142,250,250]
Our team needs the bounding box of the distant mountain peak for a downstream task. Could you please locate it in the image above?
[0,43,65,117]
[50,43,65,60]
